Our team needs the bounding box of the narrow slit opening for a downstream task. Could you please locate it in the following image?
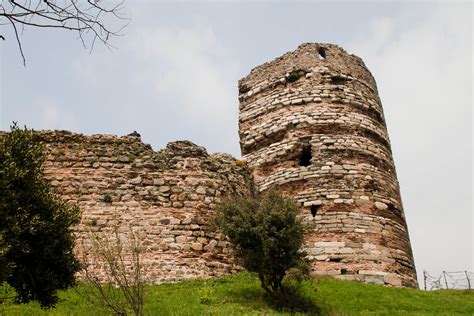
[299,145,312,167]
[330,75,350,85]
[318,47,326,60]
[310,205,319,217]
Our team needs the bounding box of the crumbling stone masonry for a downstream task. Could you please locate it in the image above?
[238,43,417,287]
[4,130,251,283]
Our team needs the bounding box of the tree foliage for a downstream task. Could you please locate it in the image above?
[0,0,128,65]
[0,123,81,307]
[211,190,309,296]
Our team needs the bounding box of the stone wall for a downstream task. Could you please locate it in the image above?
[12,130,251,283]
[0,43,418,288]
[238,43,418,287]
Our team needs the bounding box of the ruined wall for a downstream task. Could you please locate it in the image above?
[27,131,250,283]
[238,43,417,287]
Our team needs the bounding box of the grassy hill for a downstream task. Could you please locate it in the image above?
[1,272,473,315]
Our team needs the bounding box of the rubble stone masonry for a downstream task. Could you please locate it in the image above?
[0,130,251,283]
[238,43,417,287]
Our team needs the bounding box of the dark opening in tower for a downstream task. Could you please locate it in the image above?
[317,47,326,60]
[310,205,319,217]
[299,145,312,166]
[330,75,351,85]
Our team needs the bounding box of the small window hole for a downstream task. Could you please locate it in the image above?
[318,47,326,60]
[310,205,319,217]
[299,145,312,167]
[330,75,350,85]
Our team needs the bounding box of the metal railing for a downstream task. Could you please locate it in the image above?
[423,270,473,290]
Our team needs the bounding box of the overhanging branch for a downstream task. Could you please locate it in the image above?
[0,0,129,65]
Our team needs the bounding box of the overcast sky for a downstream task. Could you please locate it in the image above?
[0,1,472,287]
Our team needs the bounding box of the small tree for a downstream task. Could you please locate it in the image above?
[211,190,309,296]
[0,123,81,307]
[79,222,146,316]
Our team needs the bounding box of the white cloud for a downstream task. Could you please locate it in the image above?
[39,100,78,131]
[72,59,99,85]
[67,18,243,154]
[348,3,472,285]
[65,16,243,155]
[131,23,240,122]
[356,16,394,55]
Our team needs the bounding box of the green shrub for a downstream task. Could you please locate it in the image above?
[0,123,81,307]
[211,190,309,298]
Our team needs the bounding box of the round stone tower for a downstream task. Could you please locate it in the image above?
[238,43,417,287]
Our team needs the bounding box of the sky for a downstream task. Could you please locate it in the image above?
[0,1,472,287]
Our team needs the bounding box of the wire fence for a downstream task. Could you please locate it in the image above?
[423,270,473,290]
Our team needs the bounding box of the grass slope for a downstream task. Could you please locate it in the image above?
[1,272,473,315]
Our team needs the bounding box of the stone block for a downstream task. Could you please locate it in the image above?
[196,186,207,194]
[359,270,388,276]
[314,242,345,248]
[197,237,207,243]
[118,155,129,162]
[336,275,364,282]
[159,186,170,193]
[315,255,329,261]
[130,176,142,185]
[384,275,402,287]
[176,236,187,243]
[355,199,372,206]
[374,202,388,210]
[365,275,384,285]
[191,243,203,251]
[181,218,192,225]
[154,178,165,185]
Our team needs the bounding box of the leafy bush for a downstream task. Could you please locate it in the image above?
[211,190,309,297]
[0,123,81,307]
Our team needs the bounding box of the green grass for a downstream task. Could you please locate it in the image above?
[1,272,473,315]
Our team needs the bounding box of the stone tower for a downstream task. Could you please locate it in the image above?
[238,43,417,287]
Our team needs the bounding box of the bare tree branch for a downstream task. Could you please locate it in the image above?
[0,0,129,65]
[5,14,26,65]
[77,213,146,316]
